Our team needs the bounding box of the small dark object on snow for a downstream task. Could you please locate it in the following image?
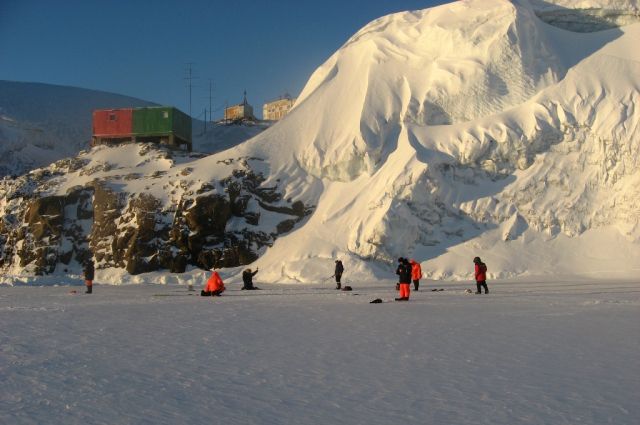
[370,298,383,304]
[201,290,222,297]
[341,286,353,291]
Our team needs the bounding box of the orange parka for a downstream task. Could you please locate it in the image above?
[205,271,225,293]
[410,259,422,280]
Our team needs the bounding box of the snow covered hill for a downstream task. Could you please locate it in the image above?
[1,0,639,282]
[230,0,640,282]
[0,81,155,176]
[0,81,267,176]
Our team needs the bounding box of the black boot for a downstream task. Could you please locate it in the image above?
[85,286,92,294]
[336,283,341,290]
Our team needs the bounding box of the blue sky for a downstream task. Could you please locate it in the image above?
[0,0,448,119]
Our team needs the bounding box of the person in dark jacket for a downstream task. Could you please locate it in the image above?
[473,256,488,294]
[83,259,95,294]
[395,257,404,291]
[334,260,344,290]
[242,268,260,290]
[395,258,412,301]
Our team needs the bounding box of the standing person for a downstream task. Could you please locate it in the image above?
[242,267,260,290]
[395,257,411,301]
[202,268,225,297]
[410,259,422,291]
[83,259,94,294]
[395,257,404,292]
[334,260,344,290]
[473,257,489,294]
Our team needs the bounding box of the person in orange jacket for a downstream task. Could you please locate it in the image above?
[395,258,412,301]
[473,256,488,294]
[409,259,422,291]
[201,268,225,296]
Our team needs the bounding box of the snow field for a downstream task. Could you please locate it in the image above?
[1,279,638,424]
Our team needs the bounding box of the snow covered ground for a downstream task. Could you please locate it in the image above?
[1,278,638,424]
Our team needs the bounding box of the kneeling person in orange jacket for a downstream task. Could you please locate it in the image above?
[202,268,225,297]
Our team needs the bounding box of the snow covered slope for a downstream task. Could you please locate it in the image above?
[1,0,639,282]
[223,0,640,282]
[0,81,155,176]
[531,0,640,31]
[0,81,267,176]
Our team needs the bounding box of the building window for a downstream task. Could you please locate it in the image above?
[163,111,169,119]
[109,114,116,121]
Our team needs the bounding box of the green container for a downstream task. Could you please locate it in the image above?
[132,107,192,142]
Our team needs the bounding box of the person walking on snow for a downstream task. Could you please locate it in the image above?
[395,258,412,301]
[410,259,422,291]
[242,267,260,290]
[202,268,225,296]
[473,256,489,294]
[334,260,344,290]
[83,259,94,294]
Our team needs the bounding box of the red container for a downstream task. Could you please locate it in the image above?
[92,108,133,137]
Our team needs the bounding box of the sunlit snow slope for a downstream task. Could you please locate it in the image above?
[206,0,640,282]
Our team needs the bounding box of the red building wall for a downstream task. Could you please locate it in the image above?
[93,109,133,137]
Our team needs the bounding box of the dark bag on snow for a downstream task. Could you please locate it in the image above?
[341,286,353,291]
[370,298,383,304]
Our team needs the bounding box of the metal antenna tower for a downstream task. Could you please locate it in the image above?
[184,63,198,117]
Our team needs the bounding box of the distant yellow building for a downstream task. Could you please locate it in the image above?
[224,91,255,121]
[263,95,297,121]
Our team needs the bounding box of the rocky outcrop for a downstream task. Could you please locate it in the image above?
[0,145,313,275]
